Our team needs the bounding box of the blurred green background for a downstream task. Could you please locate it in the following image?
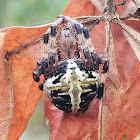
[0,0,68,28]
[0,0,68,140]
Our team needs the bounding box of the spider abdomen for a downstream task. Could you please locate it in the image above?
[43,59,99,113]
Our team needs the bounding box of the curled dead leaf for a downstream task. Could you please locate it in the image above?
[0,0,140,140]
[0,26,51,140]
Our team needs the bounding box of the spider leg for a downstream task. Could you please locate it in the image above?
[92,53,100,71]
[74,23,109,72]
[33,58,49,91]
[43,25,58,75]
[33,60,44,91]
[33,66,42,83]
[97,83,104,99]
[44,26,57,57]
[33,17,65,91]
[74,23,94,70]
[91,53,109,99]
[92,52,109,73]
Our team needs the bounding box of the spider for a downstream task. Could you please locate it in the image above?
[33,15,109,113]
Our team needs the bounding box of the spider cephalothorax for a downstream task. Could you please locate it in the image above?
[33,15,109,113]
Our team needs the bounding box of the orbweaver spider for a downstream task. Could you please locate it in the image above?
[33,15,109,113]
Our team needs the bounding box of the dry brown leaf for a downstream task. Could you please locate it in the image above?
[0,0,140,140]
[119,0,138,20]
[0,26,52,140]
[0,32,13,140]
[116,20,140,61]
[90,0,107,12]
